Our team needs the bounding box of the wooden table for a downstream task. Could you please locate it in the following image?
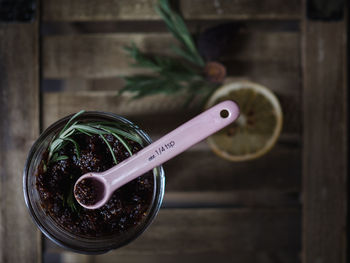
[0,0,347,262]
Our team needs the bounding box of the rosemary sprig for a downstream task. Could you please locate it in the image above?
[66,183,79,213]
[48,111,142,165]
[125,43,199,75]
[46,111,143,212]
[99,134,117,164]
[119,0,216,106]
[155,0,204,67]
[120,44,217,103]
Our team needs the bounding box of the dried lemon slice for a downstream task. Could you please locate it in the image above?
[206,81,283,161]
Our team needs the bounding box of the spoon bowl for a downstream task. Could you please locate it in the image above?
[74,173,109,209]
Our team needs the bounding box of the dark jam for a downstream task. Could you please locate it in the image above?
[36,133,154,237]
[74,178,104,206]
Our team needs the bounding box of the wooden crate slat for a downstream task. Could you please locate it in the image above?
[42,92,193,127]
[42,90,300,137]
[302,16,347,263]
[42,32,300,79]
[42,0,301,22]
[163,144,300,192]
[43,33,172,78]
[43,0,158,22]
[181,0,301,20]
[62,253,299,263]
[163,191,300,208]
[46,208,301,263]
[0,24,41,262]
[44,75,299,95]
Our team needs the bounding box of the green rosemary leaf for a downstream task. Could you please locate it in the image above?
[100,127,133,157]
[72,124,107,135]
[52,155,69,162]
[49,138,64,155]
[156,2,180,39]
[84,121,115,126]
[64,120,143,146]
[63,138,81,159]
[42,161,47,173]
[87,121,142,134]
[99,134,117,165]
[49,140,69,161]
[60,126,76,139]
[157,0,172,17]
[76,128,93,137]
[67,184,78,212]
[60,110,85,136]
[156,9,178,38]
[113,133,133,156]
[122,72,199,99]
[171,45,201,66]
[124,44,162,71]
[155,0,204,67]
[93,125,143,145]
[124,44,198,76]
[50,152,58,163]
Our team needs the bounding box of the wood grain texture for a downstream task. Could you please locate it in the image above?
[47,208,301,263]
[42,78,302,139]
[163,143,300,193]
[42,0,301,22]
[302,17,347,263]
[43,33,173,78]
[43,0,158,21]
[41,89,301,136]
[180,0,301,20]
[0,24,40,262]
[162,191,300,208]
[42,31,300,80]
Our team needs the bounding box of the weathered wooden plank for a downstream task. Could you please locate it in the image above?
[302,15,347,263]
[43,74,302,136]
[42,32,300,79]
[181,0,301,20]
[43,33,171,78]
[45,208,301,263]
[42,90,300,136]
[43,0,158,22]
[163,144,300,192]
[41,20,299,36]
[42,0,301,22]
[43,75,299,95]
[62,252,300,263]
[162,191,300,208]
[42,92,194,127]
[0,23,40,263]
[42,91,301,193]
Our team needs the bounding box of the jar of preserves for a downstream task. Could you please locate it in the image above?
[23,111,165,254]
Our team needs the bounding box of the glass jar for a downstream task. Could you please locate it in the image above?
[23,111,165,254]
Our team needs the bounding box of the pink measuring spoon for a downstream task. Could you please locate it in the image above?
[74,100,239,209]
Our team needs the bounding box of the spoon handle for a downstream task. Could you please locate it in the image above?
[102,100,239,191]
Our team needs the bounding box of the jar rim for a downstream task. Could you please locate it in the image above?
[23,111,165,254]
